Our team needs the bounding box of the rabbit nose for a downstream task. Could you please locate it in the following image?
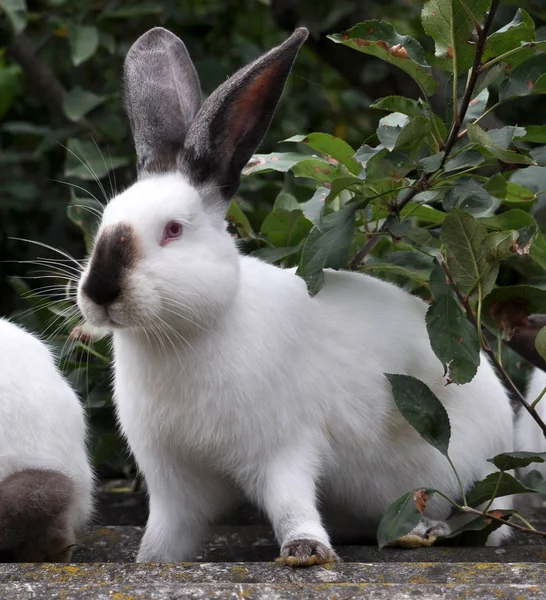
[82,278,121,306]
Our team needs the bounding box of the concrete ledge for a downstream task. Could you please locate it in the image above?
[1,582,545,600]
[1,562,546,584]
[2,564,546,599]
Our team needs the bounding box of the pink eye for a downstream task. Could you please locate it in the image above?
[161,221,183,246]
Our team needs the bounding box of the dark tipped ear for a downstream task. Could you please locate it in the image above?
[180,27,308,205]
[124,27,202,177]
[0,469,74,550]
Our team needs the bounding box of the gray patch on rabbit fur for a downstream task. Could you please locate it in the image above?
[0,468,76,562]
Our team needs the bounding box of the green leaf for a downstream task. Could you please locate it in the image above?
[300,188,328,226]
[479,210,546,270]
[226,200,255,239]
[297,205,357,296]
[243,153,309,175]
[485,230,519,261]
[482,285,546,334]
[464,89,490,123]
[426,263,480,384]
[521,469,546,494]
[443,148,485,172]
[0,0,27,33]
[253,244,303,264]
[377,488,436,549]
[370,96,422,117]
[377,113,430,152]
[98,2,162,18]
[421,0,491,72]
[260,209,312,247]
[483,9,536,68]
[441,208,498,297]
[290,158,347,183]
[485,174,537,204]
[67,192,103,251]
[445,512,514,545]
[0,65,20,119]
[328,21,438,96]
[467,472,532,507]
[499,53,546,101]
[68,24,99,67]
[63,87,106,121]
[515,126,546,143]
[467,123,535,165]
[386,373,451,456]
[442,177,492,215]
[64,138,130,181]
[488,452,546,471]
[536,326,546,363]
[284,133,361,175]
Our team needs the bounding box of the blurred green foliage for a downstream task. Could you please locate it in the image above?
[1,0,546,477]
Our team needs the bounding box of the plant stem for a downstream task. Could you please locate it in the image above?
[480,43,535,72]
[531,385,546,410]
[483,470,504,513]
[440,0,500,171]
[458,101,502,139]
[349,184,425,268]
[447,454,468,506]
[437,253,546,440]
[462,506,546,538]
[513,512,537,531]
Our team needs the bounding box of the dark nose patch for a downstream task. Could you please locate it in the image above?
[82,224,139,306]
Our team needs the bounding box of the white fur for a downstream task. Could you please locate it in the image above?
[515,367,546,502]
[0,318,94,535]
[78,173,514,560]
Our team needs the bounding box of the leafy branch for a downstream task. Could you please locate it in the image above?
[349,0,501,269]
[437,253,546,439]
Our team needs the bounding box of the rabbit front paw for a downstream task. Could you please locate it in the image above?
[276,539,340,567]
[389,517,450,549]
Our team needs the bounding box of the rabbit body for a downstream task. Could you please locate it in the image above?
[77,27,514,564]
[0,318,93,561]
[515,367,546,503]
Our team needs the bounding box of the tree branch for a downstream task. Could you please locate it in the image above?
[440,0,500,167]
[349,0,500,268]
[462,506,546,539]
[437,254,546,440]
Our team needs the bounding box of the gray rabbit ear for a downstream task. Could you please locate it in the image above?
[180,27,308,207]
[124,27,202,177]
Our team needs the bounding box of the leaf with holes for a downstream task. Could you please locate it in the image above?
[284,133,361,175]
[421,0,491,72]
[377,488,437,549]
[243,153,310,176]
[426,262,480,384]
[386,373,451,456]
[328,21,437,96]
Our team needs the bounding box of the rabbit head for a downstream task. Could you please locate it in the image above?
[77,27,308,333]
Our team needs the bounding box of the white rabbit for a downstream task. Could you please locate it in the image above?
[77,27,514,566]
[515,367,546,505]
[0,318,94,561]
